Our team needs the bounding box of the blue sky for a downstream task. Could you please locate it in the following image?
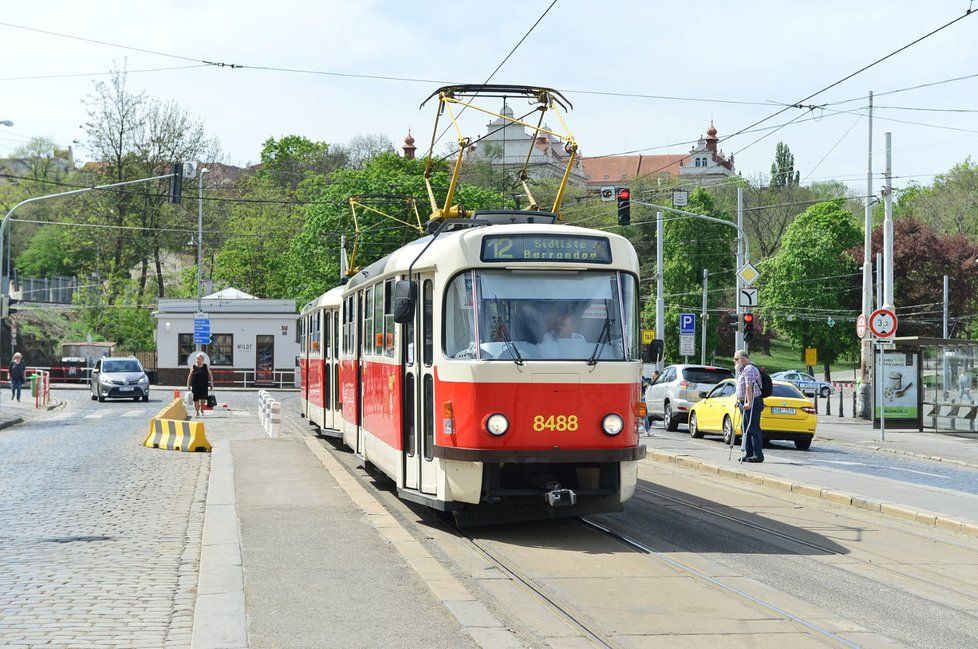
[2,1,977,191]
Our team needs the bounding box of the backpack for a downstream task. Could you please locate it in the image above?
[759,368,773,398]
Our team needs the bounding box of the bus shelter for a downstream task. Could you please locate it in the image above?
[879,337,978,434]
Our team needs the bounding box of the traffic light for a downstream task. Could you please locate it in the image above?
[616,187,631,226]
[743,312,755,341]
[168,163,183,204]
[726,312,739,330]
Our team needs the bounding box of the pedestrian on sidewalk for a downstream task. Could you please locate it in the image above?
[187,353,214,418]
[958,368,972,403]
[8,352,25,402]
[734,349,764,463]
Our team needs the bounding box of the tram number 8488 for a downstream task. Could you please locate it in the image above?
[532,415,579,432]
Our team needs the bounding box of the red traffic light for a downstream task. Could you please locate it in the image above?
[617,188,630,200]
[743,313,754,323]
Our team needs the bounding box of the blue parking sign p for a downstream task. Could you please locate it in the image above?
[680,313,696,334]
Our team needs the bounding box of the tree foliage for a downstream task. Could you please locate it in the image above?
[848,217,978,338]
[759,201,862,374]
[282,153,509,304]
[640,189,736,363]
[770,141,800,189]
[897,158,978,237]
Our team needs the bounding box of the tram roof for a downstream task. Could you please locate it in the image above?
[300,285,343,314]
[346,222,637,290]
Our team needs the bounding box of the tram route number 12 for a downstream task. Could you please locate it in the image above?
[533,414,579,432]
[485,237,514,259]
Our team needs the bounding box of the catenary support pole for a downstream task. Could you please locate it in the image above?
[876,252,882,310]
[195,167,209,353]
[701,269,709,365]
[655,211,664,372]
[858,91,874,419]
[736,187,744,352]
[943,275,948,340]
[883,132,894,311]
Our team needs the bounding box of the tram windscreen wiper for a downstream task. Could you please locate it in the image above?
[586,314,614,366]
[491,296,524,366]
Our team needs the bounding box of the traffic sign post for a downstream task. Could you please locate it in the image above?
[680,313,696,335]
[869,308,897,338]
[679,334,695,358]
[856,314,867,339]
[738,288,758,308]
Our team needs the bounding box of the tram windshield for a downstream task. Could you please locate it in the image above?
[444,270,638,362]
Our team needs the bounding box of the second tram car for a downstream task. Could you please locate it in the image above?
[299,212,648,523]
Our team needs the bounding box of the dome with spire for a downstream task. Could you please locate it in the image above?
[706,121,718,138]
[402,130,417,160]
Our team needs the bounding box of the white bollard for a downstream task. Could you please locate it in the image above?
[269,401,282,438]
[260,394,269,431]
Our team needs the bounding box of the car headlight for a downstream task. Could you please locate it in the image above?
[486,413,509,436]
[99,375,113,384]
[139,375,148,383]
[602,413,624,436]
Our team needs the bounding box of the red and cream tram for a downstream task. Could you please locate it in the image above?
[299,211,647,523]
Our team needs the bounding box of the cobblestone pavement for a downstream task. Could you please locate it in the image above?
[0,388,265,648]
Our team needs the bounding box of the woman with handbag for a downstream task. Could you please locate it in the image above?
[186,353,214,417]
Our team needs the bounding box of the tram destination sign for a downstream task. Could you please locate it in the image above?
[481,234,612,263]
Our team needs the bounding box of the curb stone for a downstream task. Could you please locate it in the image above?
[643,452,978,539]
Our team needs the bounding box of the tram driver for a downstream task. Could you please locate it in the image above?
[543,311,586,343]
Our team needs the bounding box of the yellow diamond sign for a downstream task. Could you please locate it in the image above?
[737,262,760,287]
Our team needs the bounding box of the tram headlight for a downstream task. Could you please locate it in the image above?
[601,413,624,436]
[486,413,509,436]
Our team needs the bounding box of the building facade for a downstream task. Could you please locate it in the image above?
[468,104,588,184]
[153,288,299,387]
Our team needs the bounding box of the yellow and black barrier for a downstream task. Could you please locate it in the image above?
[143,398,211,452]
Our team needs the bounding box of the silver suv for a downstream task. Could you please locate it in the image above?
[645,364,734,431]
[90,357,150,402]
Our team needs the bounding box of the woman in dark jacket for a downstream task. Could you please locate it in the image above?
[186,353,214,417]
[9,353,25,402]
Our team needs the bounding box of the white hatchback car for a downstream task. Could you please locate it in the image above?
[645,364,735,431]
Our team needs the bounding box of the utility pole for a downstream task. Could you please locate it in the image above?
[858,91,874,419]
[883,132,894,311]
[195,167,209,352]
[700,269,709,364]
[736,187,744,352]
[655,211,664,372]
[876,252,882,309]
[944,275,947,340]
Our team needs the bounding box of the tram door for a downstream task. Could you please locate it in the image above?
[356,291,366,456]
[403,276,437,494]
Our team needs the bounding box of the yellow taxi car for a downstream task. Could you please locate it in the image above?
[687,379,816,450]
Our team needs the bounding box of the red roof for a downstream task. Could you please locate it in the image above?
[581,154,685,186]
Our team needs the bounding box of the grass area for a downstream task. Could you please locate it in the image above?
[749,339,857,379]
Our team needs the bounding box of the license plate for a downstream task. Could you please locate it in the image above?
[771,406,795,415]
[120,387,134,392]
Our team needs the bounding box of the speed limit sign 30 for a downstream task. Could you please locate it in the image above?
[869,308,898,338]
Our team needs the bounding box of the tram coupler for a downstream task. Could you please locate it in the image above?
[545,483,577,507]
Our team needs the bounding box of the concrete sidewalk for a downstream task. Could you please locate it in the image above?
[816,417,978,468]
[642,418,978,538]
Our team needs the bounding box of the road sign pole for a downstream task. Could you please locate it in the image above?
[701,269,708,365]
[655,211,664,372]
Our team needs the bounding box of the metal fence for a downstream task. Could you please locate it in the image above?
[11,275,82,304]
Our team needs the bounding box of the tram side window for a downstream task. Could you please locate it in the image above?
[616,273,639,361]
[423,280,433,367]
[373,282,384,356]
[334,312,339,361]
[423,374,433,460]
[444,272,477,359]
[383,279,395,358]
[311,311,320,352]
[363,288,373,356]
[324,312,331,359]
[344,298,352,354]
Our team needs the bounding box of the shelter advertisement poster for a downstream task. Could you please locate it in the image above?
[875,351,918,418]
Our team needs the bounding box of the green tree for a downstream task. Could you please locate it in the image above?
[899,158,978,237]
[641,189,736,363]
[770,141,800,189]
[759,201,862,377]
[14,227,96,277]
[282,153,508,304]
